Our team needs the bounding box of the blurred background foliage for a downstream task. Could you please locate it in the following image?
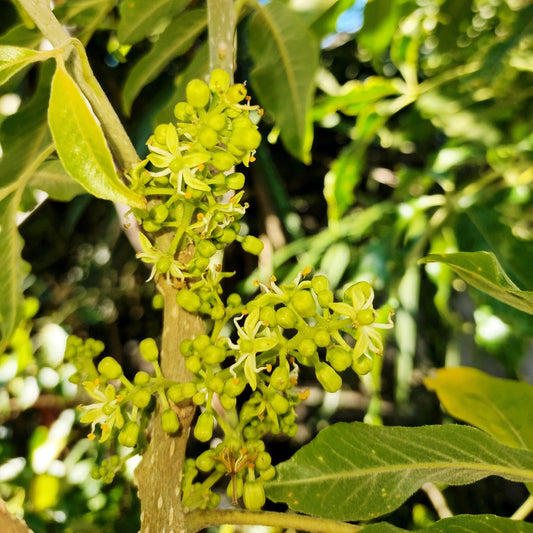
[0,0,532,530]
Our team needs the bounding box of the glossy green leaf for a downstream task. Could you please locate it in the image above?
[0,45,44,86]
[425,367,533,450]
[117,0,191,45]
[122,9,207,115]
[248,1,319,163]
[362,515,533,533]
[48,64,146,209]
[28,159,87,202]
[419,251,533,315]
[265,422,533,521]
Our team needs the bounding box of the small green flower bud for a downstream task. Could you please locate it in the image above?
[298,338,317,358]
[156,256,171,274]
[260,465,276,481]
[206,112,227,131]
[193,334,211,352]
[326,346,352,372]
[270,392,289,414]
[203,344,226,364]
[311,275,329,293]
[177,289,202,313]
[224,377,246,397]
[98,356,123,379]
[315,362,342,393]
[276,307,297,329]
[207,376,224,394]
[314,328,330,347]
[186,355,202,374]
[186,79,210,108]
[198,126,218,148]
[243,480,265,511]
[196,449,216,472]
[161,409,180,434]
[270,365,290,391]
[259,306,277,326]
[357,308,376,326]
[168,384,185,403]
[317,289,334,308]
[211,151,235,171]
[241,235,264,256]
[226,83,247,103]
[193,391,206,405]
[154,124,169,145]
[291,291,316,318]
[194,411,214,442]
[225,172,245,190]
[220,393,237,410]
[209,68,230,93]
[231,128,261,152]
[210,304,225,321]
[219,228,237,244]
[227,293,242,308]
[133,390,152,408]
[139,338,159,362]
[149,204,169,224]
[197,239,217,258]
[174,102,191,121]
[255,451,272,471]
[180,339,194,357]
[134,371,151,385]
[353,354,373,375]
[118,421,139,448]
[142,219,161,232]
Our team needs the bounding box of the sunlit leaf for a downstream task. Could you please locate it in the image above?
[419,251,533,315]
[117,0,191,45]
[122,9,207,115]
[362,515,533,532]
[0,45,45,86]
[48,64,146,208]
[425,367,533,450]
[248,1,319,163]
[266,422,533,521]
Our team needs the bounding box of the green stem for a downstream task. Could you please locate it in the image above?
[17,0,139,170]
[511,495,533,521]
[207,0,236,78]
[185,508,362,533]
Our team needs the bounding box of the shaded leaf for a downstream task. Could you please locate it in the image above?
[117,0,191,45]
[28,159,87,202]
[419,251,533,315]
[248,1,319,163]
[425,367,533,450]
[0,45,45,86]
[48,64,145,208]
[265,422,533,521]
[122,9,207,115]
[362,515,533,532]
[0,193,27,353]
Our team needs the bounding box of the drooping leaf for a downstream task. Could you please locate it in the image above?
[265,422,533,521]
[0,45,46,86]
[419,251,533,315]
[117,0,191,45]
[361,515,533,532]
[248,1,319,163]
[122,9,207,115]
[48,64,146,209]
[28,159,87,202]
[425,367,533,450]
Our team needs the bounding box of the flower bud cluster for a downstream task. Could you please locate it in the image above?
[126,69,264,284]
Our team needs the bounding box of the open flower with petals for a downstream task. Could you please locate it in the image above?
[79,380,125,443]
[329,281,394,360]
[227,308,278,390]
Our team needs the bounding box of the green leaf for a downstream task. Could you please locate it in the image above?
[28,159,87,202]
[48,64,146,209]
[122,9,207,115]
[361,515,533,532]
[425,367,533,450]
[419,251,533,315]
[0,193,27,353]
[265,422,533,521]
[117,0,191,45]
[0,45,45,86]
[248,1,319,163]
